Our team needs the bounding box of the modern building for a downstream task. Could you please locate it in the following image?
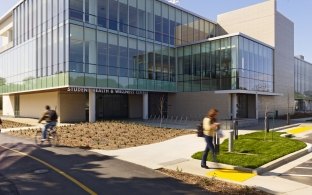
[0,0,305,122]
[294,55,312,112]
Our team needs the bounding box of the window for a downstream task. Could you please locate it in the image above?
[69,0,83,22]
[69,24,84,72]
[98,0,108,28]
[109,0,118,30]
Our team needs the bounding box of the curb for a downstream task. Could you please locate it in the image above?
[254,143,312,175]
[271,123,300,132]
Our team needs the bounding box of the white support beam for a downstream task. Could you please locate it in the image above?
[89,89,96,122]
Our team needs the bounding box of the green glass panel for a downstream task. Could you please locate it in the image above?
[108,76,118,88]
[119,77,129,89]
[64,73,69,86]
[97,75,108,87]
[169,82,176,92]
[58,73,65,86]
[162,81,170,91]
[155,80,162,90]
[138,79,147,90]
[85,73,97,87]
[36,78,41,89]
[69,72,85,86]
[147,80,155,91]
[47,76,53,88]
[128,78,138,89]
[53,75,59,87]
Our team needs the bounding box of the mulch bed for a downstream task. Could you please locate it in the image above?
[158,169,270,195]
[6,121,193,150]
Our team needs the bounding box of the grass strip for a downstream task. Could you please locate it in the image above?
[192,132,306,169]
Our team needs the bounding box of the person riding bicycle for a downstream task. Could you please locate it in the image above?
[38,105,58,142]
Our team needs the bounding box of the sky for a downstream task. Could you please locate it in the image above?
[0,0,311,62]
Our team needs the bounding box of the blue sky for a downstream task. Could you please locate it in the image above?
[0,0,311,62]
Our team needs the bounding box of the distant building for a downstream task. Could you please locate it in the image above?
[0,0,307,122]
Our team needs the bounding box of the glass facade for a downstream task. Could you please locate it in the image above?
[67,0,217,92]
[0,0,219,94]
[0,0,274,95]
[294,57,312,100]
[0,0,69,94]
[177,35,274,92]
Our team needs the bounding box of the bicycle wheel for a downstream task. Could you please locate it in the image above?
[49,132,59,147]
[34,130,43,145]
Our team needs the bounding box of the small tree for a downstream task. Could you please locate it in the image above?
[159,95,165,128]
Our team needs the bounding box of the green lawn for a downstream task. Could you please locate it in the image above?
[192,132,307,169]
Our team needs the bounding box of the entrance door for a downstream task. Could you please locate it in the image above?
[96,94,128,119]
[237,94,256,118]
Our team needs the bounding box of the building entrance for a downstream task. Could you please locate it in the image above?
[96,94,128,119]
[237,94,256,118]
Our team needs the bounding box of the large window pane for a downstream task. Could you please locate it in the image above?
[108,33,118,76]
[69,24,83,72]
[129,0,137,36]
[119,0,128,33]
[69,0,83,22]
[109,0,118,30]
[85,28,96,73]
[98,0,108,28]
[97,30,108,75]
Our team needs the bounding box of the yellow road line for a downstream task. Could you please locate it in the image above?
[0,145,98,195]
[287,126,312,134]
[207,169,256,182]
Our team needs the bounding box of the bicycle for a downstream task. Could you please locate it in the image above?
[35,125,59,146]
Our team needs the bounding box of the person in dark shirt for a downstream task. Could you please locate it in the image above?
[38,105,58,141]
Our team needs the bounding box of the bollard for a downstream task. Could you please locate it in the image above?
[287,113,290,125]
[228,130,234,152]
[233,120,238,139]
[215,134,220,155]
[265,115,269,132]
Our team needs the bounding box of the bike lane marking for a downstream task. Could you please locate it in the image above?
[0,145,98,195]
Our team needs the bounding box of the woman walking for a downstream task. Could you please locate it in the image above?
[201,108,220,169]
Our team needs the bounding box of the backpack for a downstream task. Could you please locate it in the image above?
[197,122,204,137]
[49,110,58,121]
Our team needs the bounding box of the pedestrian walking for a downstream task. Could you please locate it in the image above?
[201,108,220,169]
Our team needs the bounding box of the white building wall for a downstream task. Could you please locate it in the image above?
[2,95,14,116]
[217,0,276,47]
[59,92,86,122]
[168,92,230,120]
[273,12,295,114]
[20,91,59,118]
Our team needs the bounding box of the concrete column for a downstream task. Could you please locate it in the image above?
[89,89,96,122]
[231,94,238,119]
[143,93,148,120]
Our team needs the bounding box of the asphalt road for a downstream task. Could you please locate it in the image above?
[0,134,208,195]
